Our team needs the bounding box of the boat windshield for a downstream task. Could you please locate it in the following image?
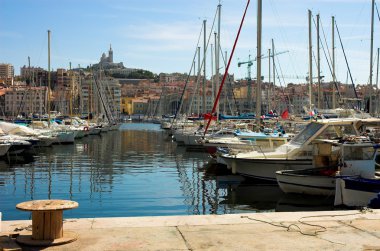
[290,122,324,145]
[343,145,375,160]
[315,124,357,140]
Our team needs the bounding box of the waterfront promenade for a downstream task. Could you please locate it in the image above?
[1,209,380,250]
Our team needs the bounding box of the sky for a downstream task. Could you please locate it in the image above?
[0,0,378,86]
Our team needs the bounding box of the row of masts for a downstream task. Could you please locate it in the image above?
[38,1,380,123]
[30,29,116,126]
[310,0,377,113]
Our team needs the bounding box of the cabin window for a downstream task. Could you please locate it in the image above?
[343,146,375,160]
[290,122,323,145]
[316,124,356,140]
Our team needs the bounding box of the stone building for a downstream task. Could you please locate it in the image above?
[3,84,48,117]
[0,63,14,85]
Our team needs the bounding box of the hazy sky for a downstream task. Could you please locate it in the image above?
[0,0,378,85]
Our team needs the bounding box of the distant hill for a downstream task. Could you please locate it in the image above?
[109,69,158,81]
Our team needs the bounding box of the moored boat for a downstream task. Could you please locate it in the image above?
[276,140,377,196]
[220,118,380,181]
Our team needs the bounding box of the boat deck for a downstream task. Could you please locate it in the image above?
[1,209,380,250]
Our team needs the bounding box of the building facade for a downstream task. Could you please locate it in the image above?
[3,85,48,117]
[0,64,14,79]
[80,76,121,121]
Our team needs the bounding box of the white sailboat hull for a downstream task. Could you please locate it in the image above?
[57,131,76,144]
[183,134,203,146]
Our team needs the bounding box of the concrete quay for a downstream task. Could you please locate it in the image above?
[1,209,380,251]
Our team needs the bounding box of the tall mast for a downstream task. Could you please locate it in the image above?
[332,16,336,109]
[214,32,217,104]
[268,48,271,112]
[47,30,51,127]
[211,43,214,106]
[317,14,322,110]
[369,0,375,114]
[197,46,200,115]
[203,19,207,114]
[216,4,221,119]
[256,0,262,122]
[28,56,33,118]
[272,39,275,112]
[69,62,73,121]
[28,56,31,84]
[376,48,379,114]
[308,10,313,113]
[224,50,227,114]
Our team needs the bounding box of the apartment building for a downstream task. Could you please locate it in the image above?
[0,64,14,78]
[81,77,121,120]
[0,64,14,85]
[3,84,48,117]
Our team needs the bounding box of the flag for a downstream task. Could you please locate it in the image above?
[203,113,217,121]
[281,109,289,119]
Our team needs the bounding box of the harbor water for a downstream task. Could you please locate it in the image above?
[0,123,335,221]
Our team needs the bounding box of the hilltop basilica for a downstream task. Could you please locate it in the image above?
[92,45,124,70]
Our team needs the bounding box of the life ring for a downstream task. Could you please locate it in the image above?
[84,126,89,131]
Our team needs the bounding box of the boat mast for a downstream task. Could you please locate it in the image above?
[204,0,250,135]
[47,30,51,127]
[28,56,33,118]
[376,47,380,115]
[272,39,275,113]
[203,19,207,115]
[216,3,221,119]
[317,14,322,110]
[268,48,271,112]
[332,16,336,109]
[369,0,375,114]
[197,46,200,115]
[211,43,214,106]
[224,50,227,114]
[69,62,73,123]
[308,10,313,113]
[256,0,262,122]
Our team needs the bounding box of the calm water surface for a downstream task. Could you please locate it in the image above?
[0,123,334,220]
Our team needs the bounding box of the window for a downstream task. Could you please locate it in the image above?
[290,122,324,145]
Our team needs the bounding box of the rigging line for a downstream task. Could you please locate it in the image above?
[319,17,333,71]
[335,20,360,107]
[219,46,240,114]
[94,70,114,122]
[344,1,367,49]
[187,6,219,116]
[317,17,342,97]
[310,46,331,109]
[272,43,289,111]
[204,0,250,136]
[267,0,300,77]
[172,20,205,122]
[376,2,380,22]
[311,15,325,77]
[272,47,287,106]
[273,61,290,110]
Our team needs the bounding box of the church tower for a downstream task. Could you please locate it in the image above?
[108,44,113,63]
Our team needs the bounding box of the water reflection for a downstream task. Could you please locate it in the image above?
[0,123,335,221]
